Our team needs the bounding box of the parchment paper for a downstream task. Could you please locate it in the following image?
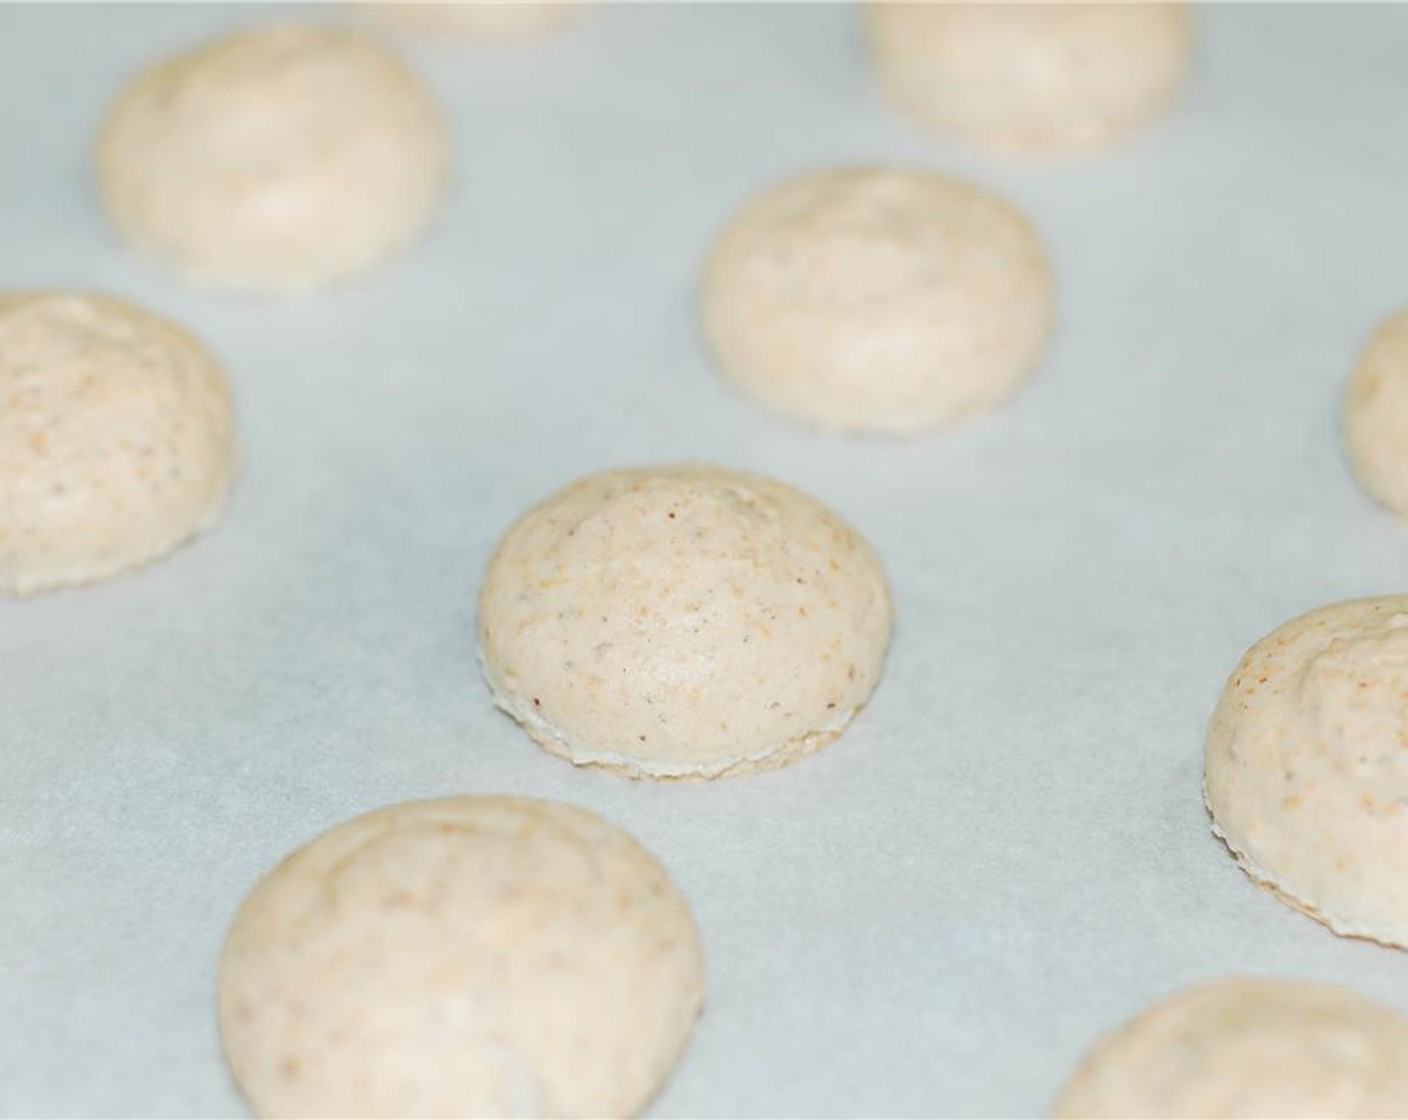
[6,3,1408,1116]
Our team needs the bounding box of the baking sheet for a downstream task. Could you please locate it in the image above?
[6,3,1408,1116]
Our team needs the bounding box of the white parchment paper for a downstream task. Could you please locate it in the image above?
[6,3,1408,1116]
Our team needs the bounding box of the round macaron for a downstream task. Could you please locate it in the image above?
[96,24,449,293]
[219,795,706,1118]
[478,464,893,779]
[1344,307,1408,518]
[700,167,1053,434]
[1053,977,1408,1119]
[865,2,1192,154]
[369,1,585,42]
[1206,596,1408,948]
[0,291,237,595]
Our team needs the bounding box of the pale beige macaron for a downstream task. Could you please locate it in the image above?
[701,167,1053,434]
[1206,596,1408,948]
[369,1,585,42]
[0,291,236,596]
[1343,308,1408,518]
[866,2,1192,154]
[219,795,706,1119]
[478,465,893,779]
[1052,977,1408,1119]
[96,24,450,294]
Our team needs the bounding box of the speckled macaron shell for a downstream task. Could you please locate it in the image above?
[0,292,236,596]
[370,1,585,42]
[1052,977,1408,1119]
[96,24,450,294]
[1344,309,1408,518]
[866,2,1192,154]
[478,465,893,779]
[700,167,1053,434]
[1206,596,1408,948]
[219,795,706,1119]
